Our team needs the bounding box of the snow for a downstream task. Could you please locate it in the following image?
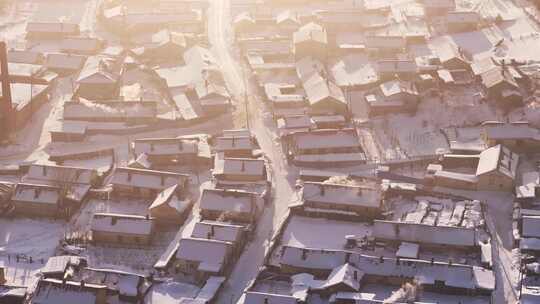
[144,280,200,304]
[280,216,371,250]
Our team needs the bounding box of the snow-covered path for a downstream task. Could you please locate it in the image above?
[207,0,296,302]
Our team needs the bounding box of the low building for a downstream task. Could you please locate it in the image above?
[110,167,189,198]
[364,80,419,117]
[376,60,417,80]
[60,37,103,55]
[365,36,406,57]
[49,122,88,142]
[293,22,328,61]
[213,154,267,183]
[91,213,154,245]
[26,22,80,39]
[481,67,523,109]
[63,100,157,123]
[75,56,120,100]
[149,185,192,225]
[45,53,87,75]
[287,128,366,167]
[476,144,519,191]
[214,135,255,158]
[11,183,65,218]
[191,220,246,255]
[174,237,234,282]
[428,144,519,191]
[29,278,107,304]
[199,188,260,223]
[294,182,382,220]
[446,11,480,33]
[422,0,455,16]
[481,121,540,152]
[132,137,200,166]
[22,164,98,203]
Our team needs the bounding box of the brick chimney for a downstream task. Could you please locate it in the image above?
[0,41,13,141]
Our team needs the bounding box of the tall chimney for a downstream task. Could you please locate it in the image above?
[0,41,12,142]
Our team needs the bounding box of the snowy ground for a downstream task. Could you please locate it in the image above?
[0,218,65,287]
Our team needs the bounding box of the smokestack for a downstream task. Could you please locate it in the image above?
[0,41,12,141]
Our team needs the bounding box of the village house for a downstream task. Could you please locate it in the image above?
[132,29,188,64]
[7,49,52,85]
[278,246,495,296]
[213,153,267,183]
[264,83,307,119]
[10,183,67,218]
[427,144,519,191]
[422,0,455,16]
[199,188,261,223]
[294,182,382,220]
[21,163,98,202]
[364,80,420,117]
[475,144,519,191]
[214,134,256,158]
[60,37,104,55]
[293,22,328,61]
[446,11,480,33]
[25,22,80,39]
[233,12,256,35]
[132,137,201,166]
[191,220,247,255]
[45,53,87,75]
[63,100,158,123]
[376,59,417,80]
[75,56,120,100]
[276,10,300,33]
[481,121,540,152]
[303,75,348,115]
[7,81,51,130]
[29,278,107,304]
[372,220,479,250]
[49,122,88,142]
[189,81,232,116]
[364,36,406,57]
[91,213,155,245]
[110,167,189,198]
[173,237,234,282]
[481,66,523,109]
[277,115,313,137]
[149,184,192,225]
[287,128,366,166]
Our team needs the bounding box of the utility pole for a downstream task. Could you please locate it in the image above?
[244,68,250,130]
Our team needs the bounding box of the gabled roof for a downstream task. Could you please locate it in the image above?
[12,183,61,205]
[301,182,381,209]
[213,155,266,178]
[175,237,233,272]
[133,138,198,156]
[303,75,346,106]
[292,128,361,150]
[45,53,87,71]
[293,22,327,45]
[276,10,299,26]
[321,263,363,291]
[111,167,189,191]
[476,145,518,179]
[199,188,258,214]
[76,56,119,84]
[191,220,244,243]
[8,50,44,64]
[379,80,418,97]
[26,22,79,34]
[149,184,187,212]
[91,213,153,235]
[481,67,519,89]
